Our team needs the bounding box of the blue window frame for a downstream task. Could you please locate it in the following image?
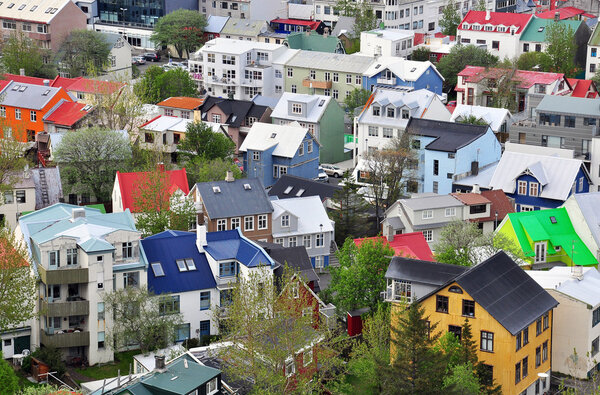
[219,261,237,277]
[200,291,210,310]
[200,320,210,337]
[175,323,190,342]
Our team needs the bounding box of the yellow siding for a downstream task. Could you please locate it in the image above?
[391,282,553,395]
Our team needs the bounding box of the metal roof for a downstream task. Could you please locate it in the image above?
[400,193,464,210]
[527,266,600,307]
[221,17,268,36]
[385,256,467,286]
[268,174,340,201]
[364,56,443,81]
[239,121,312,158]
[520,17,582,42]
[0,0,75,23]
[196,178,273,219]
[573,192,600,250]
[0,81,63,110]
[406,118,490,153]
[450,104,512,132]
[536,94,600,117]
[285,50,374,73]
[272,196,334,237]
[204,228,274,268]
[205,15,229,33]
[271,92,332,123]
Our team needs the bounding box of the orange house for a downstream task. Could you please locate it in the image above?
[0,81,74,142]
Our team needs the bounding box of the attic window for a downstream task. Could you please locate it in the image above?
[30,5,36,11]
[18,86,26,92]
[50,8,57,13]
[284,186,293,194]
[318,99,325,107]
[231,115,237,122]
[243,183,252,190]
[151,262,165,277]
[538,26,545,32]
[550,216,557,224]
[42,89,50,96]
[7,3,14,8]
[410,67,417,72]
[44,7,51,12]
[11,85,19,91]
[17,4,24,10]
[270,133,277,138]
[176,258,196,272]
[374,64,381,69]
[295,188,305,197]
[213,186,221,193]
[184,258,196,270]
[449,285,463,294]
[82,104,92,111]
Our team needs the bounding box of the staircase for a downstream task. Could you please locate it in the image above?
[328,240,340,268]
[38,168,50,207]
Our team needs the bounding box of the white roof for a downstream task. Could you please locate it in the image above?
[141,116,224,134]
[205,15,229,33]
[288,3,314,20]
[450,104,512,132]
[362,28,415,41]
[200,37,284,55]
[0,0,73,23]
[285,50,374,73]
[417,38,456,54]
[364,56,443,81]
[527,267,600,307]
[133,345,186,372]
[271,92,331,123]
[489,151,586,201]
[356,88,438,128]
[453,162,498,188]
[272,195,334,237]
[239,121,310,158]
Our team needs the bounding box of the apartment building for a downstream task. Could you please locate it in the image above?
[200,0,286,20]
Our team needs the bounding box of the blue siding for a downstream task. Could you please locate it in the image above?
[362,65,443,94]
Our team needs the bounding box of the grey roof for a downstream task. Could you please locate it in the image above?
[0,81,63,110]
[536,94,600,117]
[386,257,467,287]
[407,118,490,153]
[205,15,229,33]
[574,192,600,249]
[332,16,356,37]
[400,193,463,210]
[268,174,340,201]
[30,167,63,210]
[260,242,320,288]
[453,162,498,188]
[196,178,273,219]
[286,50,374,73]
[387,216,404,230]
[221,18,268,37]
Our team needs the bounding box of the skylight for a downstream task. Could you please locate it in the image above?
[18,86,26,92]
[213,186,221,193]
[270,133,277,138]
[176,259,188,272]
[44,7,51,12]
[42,89,50,96]
[318,99,325,107]
[7,3,14,8]
[284,186,293,194]
[410,67,417,72]
[243,183,252,190]
[550,216,557,224]
[30,5,36,11]
[538,27,544,32]
[151,262,165,277]
[296,188,305,196]
[18,4,24,10]
[176,258,196,272]
[184,258,196,270]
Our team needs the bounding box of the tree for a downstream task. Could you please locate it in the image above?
[474,0,487,10]
[134,66,198,104]
[516,51,547,71]
[443,363,481,394]
[459,318,478,366]
[439,0,462,36]
[383,301,446,394]
[458,114,489,126]
[86,80,144,134]
[1,33,54,78]
[103,286,184,354]
[54,128,132,203]
[542,22,578,77]
[328,174,370,245]
[353,2,378,35]
[437,45,499,90]
[185,157,242,186]
[411,47,432,62]
[0,351,18,394]
[334,0,358,16]
[133,65,164,104]
[343,88,371,115]
[178,121,235,163]
[56,30,111,77]
[0,136,30,196]
[328,238,394,315]
[151,9,207,58]
[0,227,36,332]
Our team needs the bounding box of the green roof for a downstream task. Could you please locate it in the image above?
[86,204,106,213]
[590,23,600,46]
[506,207,597,266]
[520,18,582,43]
[139,358,219,394]
[285,31,344,53]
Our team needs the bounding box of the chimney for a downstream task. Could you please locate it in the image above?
[154,355,166,371]
[571,265,583,280]
[225,170,234,182]
[554,11,560,22]
[472,184,481,194]
[156,162,165,172]
[72,208,86,221]
[485,10,491,21]
[43,79,50,86]
[19,68,25,76]
[196,224,207,252]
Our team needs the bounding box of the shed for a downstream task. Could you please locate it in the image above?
[347,307,370,336]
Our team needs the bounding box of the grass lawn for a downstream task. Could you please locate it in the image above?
[75,350,139,381]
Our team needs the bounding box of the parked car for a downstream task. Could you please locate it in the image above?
[321,163,345,178]
[132,56,146,65]
[143,52,161,62]
[162,61,188,71]
[314,166,329,183]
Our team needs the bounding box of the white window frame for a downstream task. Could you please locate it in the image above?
[288,236,297,247]
[518,180,528,195]
[315,233,324,247]
[303,349,313,366]
[244,216,254,231]
[217,218,227,231]
[422,210,433,219]
[285,358,296,377]
[281,214,290,227]
[535,241,547,263]
[303,235,311,249]
[231,217,241,229]
[207,377,218,394]
[529,182,539,197]
[307,140,313,153]
[292,103,302,114]
[445,208,456,217]
[314,255,324,268]
[258,214,268,230]
[422,230,433,242]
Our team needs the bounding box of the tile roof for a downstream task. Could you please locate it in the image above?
[385,256,467,285]
[204,228,274,268]
[536,6,595,20]
[43,100,91,127]
[268,174,341,201]
[116,169,190,213]
[195,178,273,219]
[458,65,565,89]
[355,232,434,261]
[156,97,204,110]
[459,10,533,34]
[271,196,334,237]
[406,118,490,153]
[239,122,312,158]
[0,81,65,110]
[141,230,216,294]
[450,192,491,205]
[520,17,582,42]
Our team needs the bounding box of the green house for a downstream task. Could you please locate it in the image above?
[285,31,346,54]
[497,207,597,267]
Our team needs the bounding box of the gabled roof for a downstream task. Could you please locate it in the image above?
[536,6,595,20]
[66,78,123,95]
[385,256,467,285]
[285,50,374,73]
[259,242,320,286]
[268,174,341,201]
[536,94,600,116]
[505,208,597,265]
[239,122,313,158]
[156,97,204,110]
[271,92,332,123]
[204,228,274,268]
[489,151,587,201]
[195,178,273,219]
[331,16,355,37]
[520,17,582,42]
[221,17,268,36]
[458,66,565,89]
[528,266,600,307]
[199,96,268,128]
[451,192,490,205]
[116,169,189,213]
[477,189,514,222]
[449,104,512,131]
[0,0,79,24]
[356,233,435,261]
[142,230,216,294]
[400,193,464,210]
[364,56,443,81]
[459,10,533,34]
[205,15,229,33]
[566,78,597,98]
[572,192,600,249]
[270,18,322,29]
[271,196,334,237]
[406,118,490,153]
[140,116,228,136]
[43,100,91,127]
[0,81,66,110]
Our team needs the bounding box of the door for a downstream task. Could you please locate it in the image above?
[535,242,547,264]
[519,133,526,144]
[518,93,526,112]
[2,338,15,358]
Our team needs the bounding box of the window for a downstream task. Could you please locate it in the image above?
[49,250,60,267]
[98,331,105,349]
[422,230,433,242]
[244,216,254,231]
[287,67,293,77]
[593,307,600,327]
[543,313,549,330]
[516,331,522,350]
[315,233,324,247]
[285,359,295,377]
[462,300,475,317]
[275,70,282,78]
[291,84,297,93]
[436,295,449,313]
[529,182,539,197]
[523,43,529,52]
[332,89,338,99]
[212,114,221,123]
[200,291,210,310]
[515,361,521,384]
[298,142,304,156]
[355,74,362,85]
[481,331,494,352]
[449,325,462,340]
[288,237,297,247]
[207,53,215,63]
[422,210,433,219]
[492,41,499,50]
[372,105,381,116]
[252,151,260,162]
[219,261,237,277]
[522,356,528,378]
[303,235,311,249]
[401,109,410,119]
[523,327,529,345]
[2,21,15,29]
[368,126,378,137]
[122,242,133,258]
[333,72,339,82]
[593,337,599,356]
[207,377,218,394]
[151,262,165,277]
[536,318,542,335]
[98,302,105,321]
[383,128,394,138]
[159,295,180,315]
[292,103,302,114]
[30,110,36,122]
[518,180,527,195]
[564,115,576,128]
[258,214,267,230]
[66,248,77,266]
[15,108,21,120]
[543,340,548,362]
[387,107,395,118]
[593,48,598,57]
[303,349,313,366]
[97,270,104,289]
[217,219,227,231]
[175,323,190,342]
[346,74,352,83]
[281,214,290,227]
[433,160,439,176]
[324,89,331,96]
[307,140,313,153]
[0,106,5,118]
[123,272,139,288]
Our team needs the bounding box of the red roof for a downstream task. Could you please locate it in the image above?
[470,190,514,223]
[354,233,434,261]
[3,73,47,85]
[536,6,595,19]
[157,97,205,110]
[458,65,565,89]
[44,101,91,127]
[434,32,456,41]
[459,11,533,34]
[116,168,190,212]
[566,78,597,98]
[451,192,491,205]
[271,18,321,29]
[414,32,425,46]
[67,78,123,95]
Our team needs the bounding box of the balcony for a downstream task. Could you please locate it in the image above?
[302,77,332,89]
[210,76,235,85]
[376,78,395,85]
[38,266,88,285]
[40,298,89,317]
[215,275,238,289]
[241,79,263,87]
[40,329,89,348]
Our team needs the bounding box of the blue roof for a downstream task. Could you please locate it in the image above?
[205,229,274,268]
[141,231,216,294]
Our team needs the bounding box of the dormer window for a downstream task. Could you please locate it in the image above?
[387,107,395,118]
[402,109,410,119]
[291,103,302,114]
[484,25,494,31]
[462,23,469,29]
[497,26,506,33]
[473,24,481,30]
[281,214,290,227]
[213,186,221,193]
[372,105,381,116]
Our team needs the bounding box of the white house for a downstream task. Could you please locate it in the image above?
[101,33,132,81]
[359,29,416,58]
[0,170,36,230]
[450,104,512,141]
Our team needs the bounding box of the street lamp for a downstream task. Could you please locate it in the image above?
[494,210,498,229]
[119,7,127,22]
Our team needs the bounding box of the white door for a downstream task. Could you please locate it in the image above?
[2,337,15,358]
[535,242,547,264]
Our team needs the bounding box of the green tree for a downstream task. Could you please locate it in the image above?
[185,157,242,186]
[328,174,370,245]
[134,65,164,104]
[542,22,578,77]
[437,45,499,90]
[443,363,481,394]
[178,121,235,163]
[334,0,357,16]
[0,227,36,332]
[0,136,30,196]
[1,33,54,78]
[0,351,18,394]
[328,238,395,315]
[19,384,64,395]
[516,51,547,71]
[134,66,198,104]
[474,0,487,10]
[103,286,184,354]
[411,47,432,62]
[86,78,144,134]
[343,87,371,115]
[28,347,66,376]
[439,0,462,36]
[383,301,446,394]
[460,318,478,366]
[151,9,207,58]
[353,2,378,35]
[56,30,111,77]
[458,114,489,126]
[54,128,132,203]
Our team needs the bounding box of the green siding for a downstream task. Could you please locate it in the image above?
[318,99,348,163]
[284,66,362,105]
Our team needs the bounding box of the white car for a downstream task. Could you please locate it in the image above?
[321,164,345,178]
[314,166,329,182]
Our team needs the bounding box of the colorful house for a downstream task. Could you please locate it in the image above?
[354,233,434,261]
[269,18,326,35]
[362,56,444,95]
[497,208,597,267]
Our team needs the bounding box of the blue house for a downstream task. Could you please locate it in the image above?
[239,121,320,188]
[362,57,444,95]
[488,151,591,212]
[406,118,502,195]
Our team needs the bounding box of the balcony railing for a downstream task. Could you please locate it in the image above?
[38,266,88,285]
[215,275,238,288]
[40,329,89,348]
[40,298,89,317]
[376,78,395,85]
[302,78,332,89]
